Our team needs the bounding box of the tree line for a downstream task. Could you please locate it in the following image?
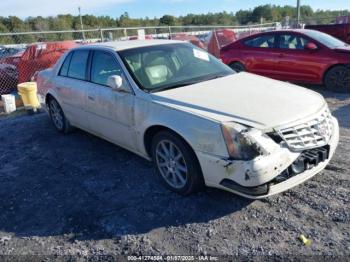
[0,4,349,44]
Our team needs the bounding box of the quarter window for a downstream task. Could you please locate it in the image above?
[278,34,310,49]
[91,51,123,86]
[244,35,275,48]
[67,50,89,80]
[59,52,72,77]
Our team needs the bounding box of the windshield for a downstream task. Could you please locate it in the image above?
[303,30,348,48]
[118,43,233,92]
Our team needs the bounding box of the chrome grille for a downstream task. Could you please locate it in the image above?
[277,107,333,151]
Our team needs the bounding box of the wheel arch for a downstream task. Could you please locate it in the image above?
[45,88,62,104]
[45,93,55,107]
[228,61,247,72]
[45,91,68,119]
[228,60,245,66]
[143,124,205,186]
[143,125,195,159]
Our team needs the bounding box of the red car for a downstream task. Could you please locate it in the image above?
[171,33,205,49]
[220,29,350,92]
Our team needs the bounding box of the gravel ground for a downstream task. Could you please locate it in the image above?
[0,88,349,261]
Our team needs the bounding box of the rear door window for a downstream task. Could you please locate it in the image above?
[67,50,89,80]
[244,35,275,48]
[278,34,310,49]
[59,52,72,76]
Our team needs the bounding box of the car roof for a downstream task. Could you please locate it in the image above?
[247,29,319,37]
[275,29,320,34]
[77,39,185,51]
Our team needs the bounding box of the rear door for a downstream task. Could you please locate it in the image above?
[84,50,136,150]
[274,33,327,83]
[55,49,90,129]
[241,33,280,77]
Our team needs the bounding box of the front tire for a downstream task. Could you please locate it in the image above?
[324,65,350,93]
[151,131,204,195]
[48,98,73,133]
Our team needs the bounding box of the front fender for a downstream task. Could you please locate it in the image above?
[134,99,229,158]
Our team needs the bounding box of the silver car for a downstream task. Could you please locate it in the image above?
[37,40,339,199]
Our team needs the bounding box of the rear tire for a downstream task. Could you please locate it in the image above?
[151,131,204,195]
[229,62,246,73]
[48,98,74,133]
[324,65,350,93]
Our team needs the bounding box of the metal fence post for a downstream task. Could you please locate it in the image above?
[100,28,104,42]
[168,26,172,39]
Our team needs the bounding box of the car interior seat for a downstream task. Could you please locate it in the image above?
[143,52,173,86]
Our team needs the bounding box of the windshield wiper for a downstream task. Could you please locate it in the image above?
[150,74,230,93]
[149,80,203,93]
[202,74,229,81]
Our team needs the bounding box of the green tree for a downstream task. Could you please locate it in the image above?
[0,5,350,44]
[159,15,176,26]
[252,5,273,22]
[236,10,253,25]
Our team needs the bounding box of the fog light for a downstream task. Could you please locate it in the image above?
[290,158,305,174]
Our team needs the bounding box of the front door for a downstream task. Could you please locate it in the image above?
[274,33,327,83]
[84,50,136,150]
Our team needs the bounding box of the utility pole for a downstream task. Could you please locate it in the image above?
[78,6,85,40]
[297,0,301,26]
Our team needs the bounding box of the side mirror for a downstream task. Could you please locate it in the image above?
[107,75,130,93]
[305,42,318,50]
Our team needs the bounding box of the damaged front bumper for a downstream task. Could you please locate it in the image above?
[196,117,339,199]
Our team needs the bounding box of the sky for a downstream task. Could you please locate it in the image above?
[1,0,349,19]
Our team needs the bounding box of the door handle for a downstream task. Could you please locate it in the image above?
[88,96,95,101]
[278,53,284,57]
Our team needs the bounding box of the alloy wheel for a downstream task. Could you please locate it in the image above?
[49,100,64,130]
[155,140,188,189]
[327,68,350,90]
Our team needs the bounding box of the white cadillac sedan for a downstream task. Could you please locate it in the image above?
[37,40,339,199]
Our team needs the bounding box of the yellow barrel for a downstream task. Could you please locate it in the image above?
[17,82,40,109]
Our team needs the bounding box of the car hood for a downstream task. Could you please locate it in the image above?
[151,72,326,130]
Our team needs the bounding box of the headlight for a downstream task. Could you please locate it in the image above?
[221,122,260,160]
